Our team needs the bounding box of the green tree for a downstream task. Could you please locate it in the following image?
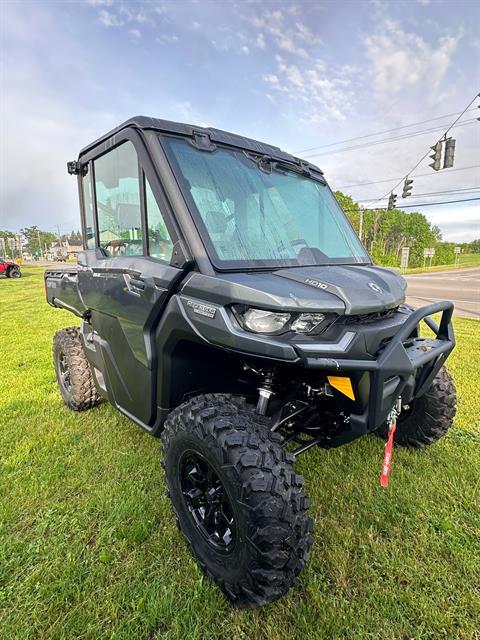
[335,190,454,268]
[20,226,57,256]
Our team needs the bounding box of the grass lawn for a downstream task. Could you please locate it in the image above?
[1,267,479,640]
[391,254,480,275]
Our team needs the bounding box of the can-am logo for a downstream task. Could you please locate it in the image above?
[368,282,382,293]
[304,278,329,290]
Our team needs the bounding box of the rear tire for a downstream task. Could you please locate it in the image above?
[376,366,456,447]
[161,394,313,608]
[53,327,101,411]
[7,267,21,278]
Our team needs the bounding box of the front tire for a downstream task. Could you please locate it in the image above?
[161,394,313,608]
[376,366,456,447]
[53,327,101,411]
[7,267,21,278]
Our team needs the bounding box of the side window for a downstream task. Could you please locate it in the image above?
[94,142,143,257]
[145,177,174,262]
[82,171,95,249]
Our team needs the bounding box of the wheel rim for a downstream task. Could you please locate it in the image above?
[58,351,72,393]
[180,452,236,552]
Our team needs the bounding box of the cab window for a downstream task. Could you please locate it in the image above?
[145,177,174,262]
[82,169,96,249]
[94,142,143,257]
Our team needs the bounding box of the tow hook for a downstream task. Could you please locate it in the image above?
[380,397,402,488]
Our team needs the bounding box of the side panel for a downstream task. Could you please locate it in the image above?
[79,255,184,425]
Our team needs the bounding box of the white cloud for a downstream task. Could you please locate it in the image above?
[250,8,320,58]
[86,0,113,6]
[256,33,266,49]
[98,9,122,28]
[263,55,355,123]
[241,45,249,55]
[156,33,179,44]
[128,28,141,39]
[365,20,460,97]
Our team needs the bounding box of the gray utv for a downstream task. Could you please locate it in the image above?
[45,117,456,608]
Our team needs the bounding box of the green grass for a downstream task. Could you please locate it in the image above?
[1,267,479,640]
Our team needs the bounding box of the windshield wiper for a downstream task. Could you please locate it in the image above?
[242,151,324,181]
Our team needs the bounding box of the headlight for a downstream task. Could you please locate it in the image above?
[242,308,291,334]
[291,313,325,333]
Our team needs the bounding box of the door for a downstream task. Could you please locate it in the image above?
[79,136,185,426]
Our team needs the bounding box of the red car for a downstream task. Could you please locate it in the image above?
[0,257,22,278]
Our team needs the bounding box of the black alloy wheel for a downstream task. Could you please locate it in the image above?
[180,452,236,551]
[58,351,72,394]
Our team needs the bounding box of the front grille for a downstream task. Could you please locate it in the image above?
[337,307,399,325]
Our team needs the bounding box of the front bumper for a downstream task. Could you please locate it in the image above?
[304,301,455,444]
[178,295,455,443]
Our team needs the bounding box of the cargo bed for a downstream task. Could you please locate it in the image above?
[45,269,87,317]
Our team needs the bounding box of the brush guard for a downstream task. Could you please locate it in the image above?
[305,301,455,447]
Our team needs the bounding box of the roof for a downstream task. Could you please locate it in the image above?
[78,116,322,172]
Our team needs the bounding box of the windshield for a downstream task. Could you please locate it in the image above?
[163,136,370,269]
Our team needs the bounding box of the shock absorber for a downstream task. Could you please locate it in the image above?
[256,369,276,415]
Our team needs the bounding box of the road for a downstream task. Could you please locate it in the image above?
[405,266,480,319]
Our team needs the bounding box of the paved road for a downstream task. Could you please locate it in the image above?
[405,266,480,319]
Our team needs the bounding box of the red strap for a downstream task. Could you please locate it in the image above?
[380,420,396,487]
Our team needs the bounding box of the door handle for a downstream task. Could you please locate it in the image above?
[123,273,146,295]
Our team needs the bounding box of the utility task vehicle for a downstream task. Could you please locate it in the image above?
[0,257,21,278]
[45,117,456,608]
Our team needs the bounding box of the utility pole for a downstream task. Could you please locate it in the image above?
[358,210,364,242]
[37,229,43,259]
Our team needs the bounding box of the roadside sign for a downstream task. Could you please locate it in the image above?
[454,246,462,267]
[400,247,410,273]
[454,246,461,254]
[423,247,435,269]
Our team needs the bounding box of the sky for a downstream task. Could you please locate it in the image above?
[1,0,479,242]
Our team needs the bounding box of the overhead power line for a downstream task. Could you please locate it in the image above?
[334,164,480,190]
[301,119,477,159]
[344,196,480,212]
[355,186,480,203]
[293,107,478,154]
[364,91,480,208]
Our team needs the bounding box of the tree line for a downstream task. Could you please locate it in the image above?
[335,191,479,268]
[0,227,82,257]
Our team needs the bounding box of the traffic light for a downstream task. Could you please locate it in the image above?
[387,192,397,210]
[402,177,414,198]
[443,137,456,169]
[429,141,442,171]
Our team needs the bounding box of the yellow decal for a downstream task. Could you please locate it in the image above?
[327,376,355,401]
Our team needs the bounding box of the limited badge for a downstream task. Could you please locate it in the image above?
[187,300,217,319]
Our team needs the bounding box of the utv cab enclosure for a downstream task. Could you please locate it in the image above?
[45,117,456,608]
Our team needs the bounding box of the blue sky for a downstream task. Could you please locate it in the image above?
[2,0,479,241]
